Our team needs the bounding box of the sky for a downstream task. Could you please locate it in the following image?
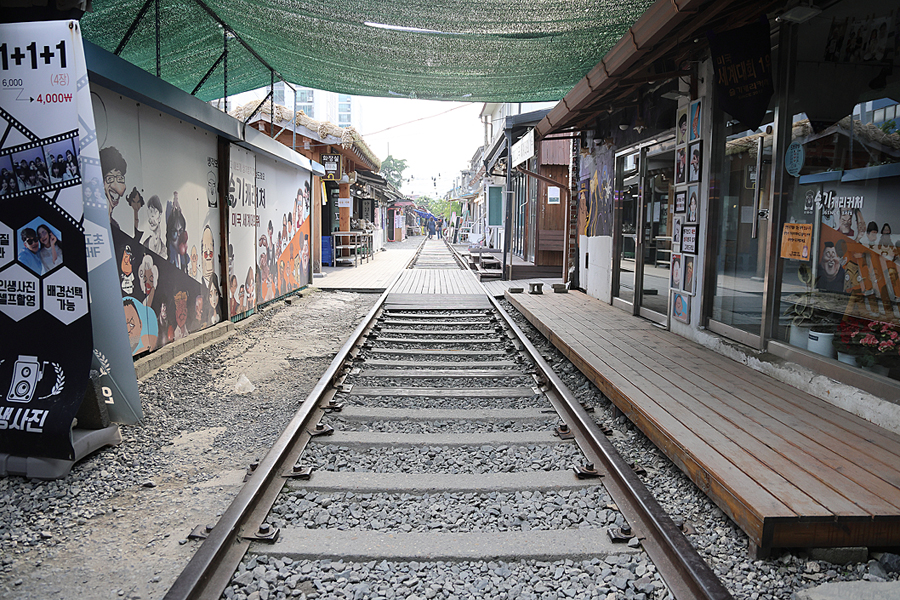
[356,97,485,198]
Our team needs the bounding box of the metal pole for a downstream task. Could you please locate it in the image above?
[502,128,513,280]
[155,0,160,78]
[270,70,275,138]
[223,28,228,112]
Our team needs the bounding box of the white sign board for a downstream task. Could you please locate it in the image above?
[548,187,561,205]
[510,129,535,168]
[338,197,351,208]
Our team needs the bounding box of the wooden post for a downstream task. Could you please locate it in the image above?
[339,179,350,258]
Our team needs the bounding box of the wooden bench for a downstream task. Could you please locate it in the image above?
[539,229,565,252]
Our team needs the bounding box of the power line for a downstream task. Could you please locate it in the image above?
[362,104,470,137]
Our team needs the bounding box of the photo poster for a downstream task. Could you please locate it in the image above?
[682,255,696,295]
[682,224,698,254]
[675,190,686,213]
[227,144,258,318]
[688,141,703,184]
[675,146,687,185]
[804,176,900,319]
[676,106,688,146]
[687,185,699,223]
[94,86,220,356]
[0,21,94,460]
[673,216,683,246]
[673,292,691,323]
[689,100,702,142]
[671,253,682,289]
[255,155,312,306]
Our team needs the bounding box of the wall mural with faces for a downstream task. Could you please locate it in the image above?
[93,85,221,356]
[225,146,311,318]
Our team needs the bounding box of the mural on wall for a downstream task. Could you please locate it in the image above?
[93,86,221,356]
[226,146,311,318]
[579,145,614,237]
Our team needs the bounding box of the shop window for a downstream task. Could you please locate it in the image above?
[776,99,900,379]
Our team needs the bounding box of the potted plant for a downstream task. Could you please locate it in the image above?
[783,264,817,349]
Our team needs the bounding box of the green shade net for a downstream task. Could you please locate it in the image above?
[81,0,653,103]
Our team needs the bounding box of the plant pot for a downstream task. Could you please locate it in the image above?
[837,352,859,367]
[789,323,812,349]
[807,330,835,358]
[863,364,890,376]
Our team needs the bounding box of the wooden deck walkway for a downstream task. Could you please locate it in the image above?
[313,243,420,292]
[505,289,900,555]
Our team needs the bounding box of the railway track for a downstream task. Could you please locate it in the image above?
[164,240,732,600]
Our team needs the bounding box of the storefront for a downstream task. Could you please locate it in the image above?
[540,0,900,409]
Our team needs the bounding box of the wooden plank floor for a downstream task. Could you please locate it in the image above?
[391,269,483,295]
[506,289,900,553]
[314,243,420,292]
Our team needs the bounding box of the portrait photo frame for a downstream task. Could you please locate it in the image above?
[682,224,698,255]
[675,190,686,213]
[675,147,687,185]
[673,292,691,324]
[676,106,688,145]
[687,185,699,223]
[671,252,683,290]
[673,215,683,246]
[688,141,703,184]
[682,254,695,296]
[689,100,702,142]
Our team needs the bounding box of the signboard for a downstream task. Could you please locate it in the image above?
[548,187,561,205]
[394,214,403,230]
[785,141,805,177]
[707,17,774,131]
[780,222,813,260]
[0,21,96,460]
[511,129,535,168]
[488,186,503,227]
[321,154,340,181]
[338,197,352,208]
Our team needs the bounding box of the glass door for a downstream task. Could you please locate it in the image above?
[639,148,674,324]
[708,126,771,347]
[613,152,639,306]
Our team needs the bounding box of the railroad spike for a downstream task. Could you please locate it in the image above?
[243,523,279,543]
[285,464,313,479]
[608,524,634,543]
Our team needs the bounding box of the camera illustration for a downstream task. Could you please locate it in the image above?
[7,355,46,403]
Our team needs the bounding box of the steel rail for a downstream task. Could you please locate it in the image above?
[487,294,734,600]
[163,242,423,600]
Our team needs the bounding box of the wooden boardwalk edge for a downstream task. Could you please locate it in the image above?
[505,290,900,552]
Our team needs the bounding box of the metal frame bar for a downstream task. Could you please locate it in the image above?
[115,0,155,56]
[191,49,226,96]
[244,90,272,125]
[155,0,160,77]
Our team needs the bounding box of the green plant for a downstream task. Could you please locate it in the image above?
[783,264,817,326]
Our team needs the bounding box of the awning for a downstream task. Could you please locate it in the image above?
[80,0,655,103]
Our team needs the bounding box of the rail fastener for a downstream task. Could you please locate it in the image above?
[573,462,602,479]
[308,422,334,437]
[285,464,313,479]
[243,523,279,543]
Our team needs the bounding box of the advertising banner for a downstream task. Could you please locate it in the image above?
[256,154,311,304]
[0,21,95,459]
[227,145,258,317]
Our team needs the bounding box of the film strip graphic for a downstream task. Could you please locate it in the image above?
[0,110,81,201]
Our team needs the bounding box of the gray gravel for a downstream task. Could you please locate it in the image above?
[343,394,546,410]
[302,443,585,474]
[270,488,615,533]
[224,554,666,600]
[331,417,558,434]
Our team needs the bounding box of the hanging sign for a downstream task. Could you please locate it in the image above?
[338,197,351,208]
[785,141,805,177]
[0,21,97,460]
[510,129,535,168]
[321,154,341,181]
[707,17,774,132]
